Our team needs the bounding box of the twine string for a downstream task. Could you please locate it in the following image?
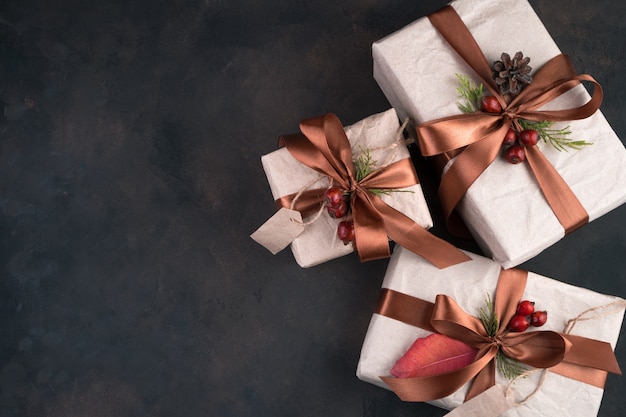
[564,299,626,334]
[357,118,412,169]
[289,175,333,226]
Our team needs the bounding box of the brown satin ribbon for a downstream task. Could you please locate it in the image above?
[376,268,621,402]
[276,113,471,268]
[417,6,601,237]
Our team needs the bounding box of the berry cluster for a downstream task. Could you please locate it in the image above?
[507,300,548,332]
[323,187,355,244]
[480,95,539,164]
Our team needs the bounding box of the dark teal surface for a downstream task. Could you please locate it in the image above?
[0,1,624,416]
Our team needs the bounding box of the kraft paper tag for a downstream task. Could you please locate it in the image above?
[250,208,304,254]
[443,385,514,417]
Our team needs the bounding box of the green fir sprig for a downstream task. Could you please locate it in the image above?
[455,74,592,152]
[496,351,527,380]
[518,119,592,152]
[456,74,483,113]
[479,294,527,380]
[353,147,412,196]
[478,293,499,337]
[354,147,378,182]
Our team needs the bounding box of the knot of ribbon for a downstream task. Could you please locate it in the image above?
[417,6,602,237]
[276,113,470,268]
[377,268,621,403]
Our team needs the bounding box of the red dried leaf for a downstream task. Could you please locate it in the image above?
[390,333,478,378]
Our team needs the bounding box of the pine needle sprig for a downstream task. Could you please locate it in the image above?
[479,294,526,380]
[354,147,377,182]
[518,119,592,151]
[479,293,499,337]
[353,147,414,197]
[496,351,527,379]
[456,74,483,113]
[367,188,415,196]
[366,188,390,196]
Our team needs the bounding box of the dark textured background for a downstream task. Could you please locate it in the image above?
[0,0,624,416]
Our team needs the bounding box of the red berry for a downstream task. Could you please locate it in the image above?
[530,311,548,327]
[327,200,348,218]
[508,314,531,332]
[323,187,344,207]
[503,128,518,146]
[519,129,539,147]
[336,220,355,244]
[516,300,535,316]
[481,96,502,114]
[505,144,526,164]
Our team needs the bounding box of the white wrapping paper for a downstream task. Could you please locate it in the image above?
[260,109,433,267]
[372,0,626,268]
[356,246,625,416]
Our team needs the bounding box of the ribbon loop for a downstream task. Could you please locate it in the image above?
[431,294,490,345]
[498,331,569,369]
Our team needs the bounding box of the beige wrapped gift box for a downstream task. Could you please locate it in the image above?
[259,109,433,268]
[372,0,626,268]
[356,246,625,416]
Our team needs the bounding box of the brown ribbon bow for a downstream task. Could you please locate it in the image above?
[377,268,622,402]
[416,6,602,237]
[276,113,470,268]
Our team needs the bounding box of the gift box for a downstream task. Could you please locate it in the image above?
[356,246,625,416]
[256,109,436,268]
[372,0,626,268]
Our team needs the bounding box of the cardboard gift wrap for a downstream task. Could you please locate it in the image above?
[372,0,626,268]
[356,246,624,416]
[256,108,467,268]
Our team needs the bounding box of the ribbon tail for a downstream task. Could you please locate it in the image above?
[525,146,589,234]
[352,192,391,262]
[549,332,620,389]
[370,194,471,268]
[464,355,497,401]
[549,333,621,389]
[561,334,622,375]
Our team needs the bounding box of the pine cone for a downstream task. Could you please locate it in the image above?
[492,52,532,96]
